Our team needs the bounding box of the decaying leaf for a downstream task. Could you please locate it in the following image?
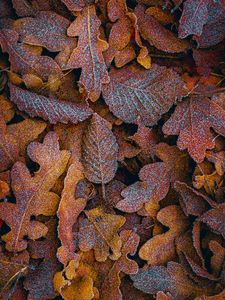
[0,132,70,252]
[163,95,225,163]
[82,113,119,185]
[135,5,189,53]
[131,262,207,299]
[10,84,93,124]
[102,63,186,126]
[66,5,110,101]
[100,230,139,300]
[78,207,126,261]
[0,29,62,81]
[139,205,189,265]
[116,143,190,213]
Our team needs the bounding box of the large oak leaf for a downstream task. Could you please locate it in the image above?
[0,132,70,252]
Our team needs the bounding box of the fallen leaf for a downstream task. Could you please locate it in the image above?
[66,5,110,101]
[102,63,185,126]
[10,84,93,124]
[78,207,125,261]
[0,132,70,251]
[82,113,119,185]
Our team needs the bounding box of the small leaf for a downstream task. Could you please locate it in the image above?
[78,207,126,261]
[10,84,93,124]
[82,113,118,184]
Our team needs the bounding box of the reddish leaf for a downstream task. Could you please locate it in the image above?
[193,1,225,48]
[135,5,189,53]
[0,110,19,172]
[10,84,93,124]
[100,230,139,300]
[66,5,110,101]
[116,162,171,213]
[0,132,70,252]
[174,181,216,216]
[178,0,209,38]
[102,63,185,126]
[163,95,225,163]
[193,49,222,76]
[14,11,75,52]
[0,29,62,81]
[197,205,225,238]
[82,113,119,184]
[24,220,60,300]
[131,262,206,299]
[116,143,190,213]
[62,0,95,12]
[78,207,126,261]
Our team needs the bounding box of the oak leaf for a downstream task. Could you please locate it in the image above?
[10,84,93,124]
[24,220,60,300]
[57,163,94,266]
[14,11,75,52]
[100,230,139,300]
[0,109,19,172]
[197,204,225,238]
[102,63,185,126]
[66,5,110,101]
[0,132,70,252]
[174,181,217,217]
[139,205,189,265]
[116,143,190,213]
[131,262,207,299]
[0,29,62,81]
[78,207,126,261]
[163,95,225,163]
[82,113,119,185]
[135,5,189,53]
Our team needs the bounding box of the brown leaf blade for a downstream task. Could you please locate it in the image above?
[10,84,93,124]
[66,5,110,101]
[0,132,70,252]
[102,64,185,126]
[82,113,119,184]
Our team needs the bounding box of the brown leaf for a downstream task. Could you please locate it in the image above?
[102,63,185,126]
[24,220,60,300]
[0,110,19,172]
[163,95,225,163]
[197,205,225,238]
[139,205,189,265]
[0,132,70,252]
[57,162,93,266]
[66,5,110,101]
[10,84,93,124]
[174,181,216,216]
[116,143,190,213]
[131,262,207,299]
[101,230,139,300]
[82,113,118,185]
[135,5,189,53]
[14,11,74,52]
[0,29,62,81]
[78,207,126,261]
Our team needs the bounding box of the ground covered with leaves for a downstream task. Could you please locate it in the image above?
[0,0,225,299]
